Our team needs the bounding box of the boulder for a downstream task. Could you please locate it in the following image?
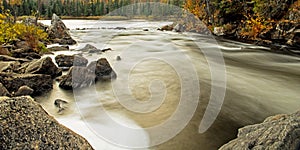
[11,48,41,59]
[79,44,100,53]
[0,96,93,149]
[87,58,117,81]
[0,73,52,96]
[14,85,34,96]
[23,57,62,78]
[59,67,95,90]
[55,54,88,68]
[54,99,68,113]
[173,24,185,32]
[0,61,20,73]
[219,111,300,150]
[0,83,10,96]
[48,14,76,45]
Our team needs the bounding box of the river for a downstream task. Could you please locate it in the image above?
[37,20,300,149]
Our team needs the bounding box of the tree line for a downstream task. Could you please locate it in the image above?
[0,0,184,18]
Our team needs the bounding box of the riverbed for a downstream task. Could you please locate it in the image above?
[37,20,300,149]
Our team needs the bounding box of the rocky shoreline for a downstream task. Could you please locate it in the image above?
[0,14,118,149]
[219,111,300,150]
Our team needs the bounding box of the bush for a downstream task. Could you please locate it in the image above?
[0,9,48,52]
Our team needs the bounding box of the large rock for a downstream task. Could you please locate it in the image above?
[0,96,93,149]
[88,58,117,81]
[59,58,116,90]
[79,44,101,53]
[0,73,52,96]
[55,54,88,68]
[11,48,41,59]
[0,83,10,96]
[23,57,62,78]
[219,111,300,150]
[59,66,95,90]
[48,14,76,45]
[0,61,20,73]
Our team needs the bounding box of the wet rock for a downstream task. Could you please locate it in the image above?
[0,61,20,73]
[0,73,52,96]
[48,46,69,51]
[143,29,149,31]
[116,56,121,61]
[48,14,76,45]
[79,44,99,53]
[59,67,95,90]
[88,58,117,81]
[0,83,10,96]
[101,48,112,52]
[55,54,88,68]
[14,85,34,96]
[0,96,94,149]
[173,24,185,32]
[159,25,174,31]
[115,27,126,30]
[54,99,68,113]
[23,57,62,78]
[219,111,300,150]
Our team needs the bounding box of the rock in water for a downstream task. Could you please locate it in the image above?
[88,58,117,81]
[54,99,68,113]
[0,73,52,96]
[116,56,121,61]
[48,14,76,45]
[23,57,62,78]
[59,58,116,90]
[0,96,93,149]
[59,67,95,90]
[219,111,300,150]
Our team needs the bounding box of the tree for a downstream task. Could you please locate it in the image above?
[9,0,22,23]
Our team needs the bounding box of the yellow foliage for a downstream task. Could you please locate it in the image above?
[0,10,48,52]
[240,14,274,40]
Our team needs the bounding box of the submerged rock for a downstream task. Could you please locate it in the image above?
[54,99,68,113]
[219,111,300,150]
[0,96,93,149]
[0,73,52,96]
[79,44,100,53]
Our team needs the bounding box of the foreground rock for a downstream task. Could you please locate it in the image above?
[220,111,300,150]
[59,58,116,90]
[21,57,62,78]
[0,96,93,149]
[0,73,52,96]
[48,14,76,45]
[55,54,88,68]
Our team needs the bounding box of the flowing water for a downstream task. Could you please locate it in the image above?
[37,20,300,149]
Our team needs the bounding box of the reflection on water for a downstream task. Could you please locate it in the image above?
[37,20,300,149]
